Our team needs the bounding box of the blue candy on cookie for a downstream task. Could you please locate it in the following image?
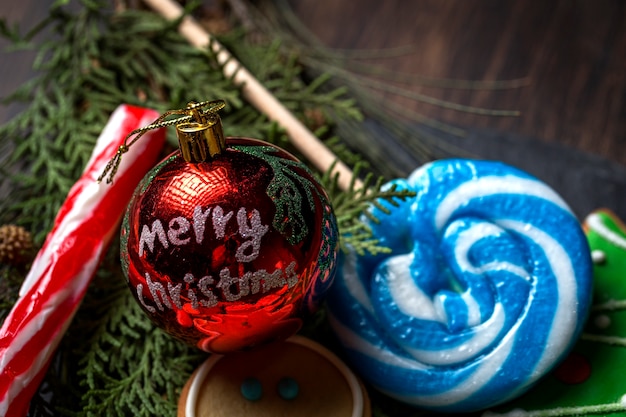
[327,159,594,412]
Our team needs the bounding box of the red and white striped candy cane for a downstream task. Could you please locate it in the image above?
[0,105,165,417]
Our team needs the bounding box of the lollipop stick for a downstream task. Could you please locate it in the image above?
[142,0,361,191]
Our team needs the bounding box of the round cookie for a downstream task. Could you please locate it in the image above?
[178,336,370,417]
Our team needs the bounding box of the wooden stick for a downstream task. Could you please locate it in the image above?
[142,0,361,191]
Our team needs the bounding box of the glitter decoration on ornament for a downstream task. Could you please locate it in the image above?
[327,159,593,412]
[110,100,339,353]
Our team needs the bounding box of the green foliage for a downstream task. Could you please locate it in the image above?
[0,2,361,243]
[321,162,415,256]
[1,3,240,243]
[71,265,204,416]
[22,243,205,417]
[218,33,363,126]
[0,1,414,416]
[0,266,23,319]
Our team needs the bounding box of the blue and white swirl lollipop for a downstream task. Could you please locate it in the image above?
[327,159,593,412]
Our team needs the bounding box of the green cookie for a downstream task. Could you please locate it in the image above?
[486,209,626,417]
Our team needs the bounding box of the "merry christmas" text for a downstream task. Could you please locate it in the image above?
[135,261,298,313]
[138,205,269,262]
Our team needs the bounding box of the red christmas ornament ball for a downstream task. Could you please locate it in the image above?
[121,137,339,353]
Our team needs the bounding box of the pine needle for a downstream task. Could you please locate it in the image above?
[0,1,410,415]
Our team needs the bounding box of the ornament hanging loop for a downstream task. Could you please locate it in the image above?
[176,100,226,163]
[97,100,227,183]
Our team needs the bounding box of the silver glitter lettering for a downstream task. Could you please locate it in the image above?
[240,271,252,297]
[168,216,191,246]
[198,275,218,307]
[217,268,251,301]
[136,283,156,313]
[168,282,183,309]
[183,273,198,310]
[285,261,298,288]
[249,271,262,294]
[145,272,172,311]
[187,288,199,310]
[138,220,168,257]
[260,268,287,293]
[212,206,234,239]
[192,206,211,244]
[235,208,269,262]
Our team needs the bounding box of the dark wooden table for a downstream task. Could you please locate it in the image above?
[284,0,626,219]
[1,0,625,217]
[289,0,626,165]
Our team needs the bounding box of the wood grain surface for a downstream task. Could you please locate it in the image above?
[1,0,625,219]
[2,0,624,163]
[288,0,626,166]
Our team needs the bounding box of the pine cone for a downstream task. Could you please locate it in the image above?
[0,224,34,266]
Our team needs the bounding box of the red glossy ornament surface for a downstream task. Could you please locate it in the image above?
[121,138,338,353]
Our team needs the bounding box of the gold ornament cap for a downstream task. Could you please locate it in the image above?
[98,99,228,184]
[175,100,226,163]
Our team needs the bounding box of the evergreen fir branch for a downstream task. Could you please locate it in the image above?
[321,162,415,256]
[0,3,249,242]
[323,135,371,168]
[217,30,363,125]
[0,1,393,415]
[0,19,22,44]
[0,266,24,321]
[65,264,204,417]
